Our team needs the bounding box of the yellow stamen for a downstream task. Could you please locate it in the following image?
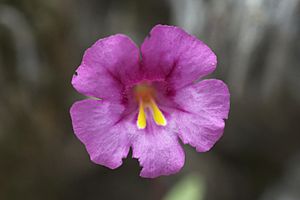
[137,99,146,129]
[149,99,167,126]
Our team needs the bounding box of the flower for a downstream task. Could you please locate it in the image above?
[70,24,230,178]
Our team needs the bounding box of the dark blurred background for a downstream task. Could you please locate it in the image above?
[1,0,300,199]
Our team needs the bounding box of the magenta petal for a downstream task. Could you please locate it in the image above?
[70,99,131,169]
[141,25,217,89]
[72,34,140,101]
[132,124,185,178]
[172,79,230,152]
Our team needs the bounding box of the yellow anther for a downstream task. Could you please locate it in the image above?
[137,99,146,129]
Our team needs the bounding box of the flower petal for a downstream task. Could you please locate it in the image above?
[70,99,131,169]
[170,79,230,152]
[141,25,217,89]
[72,34,140,101]
[131,119,185,178]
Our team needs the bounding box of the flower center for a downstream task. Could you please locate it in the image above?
[134,84,167,129]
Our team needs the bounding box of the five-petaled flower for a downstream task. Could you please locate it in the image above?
[70,25,230,178]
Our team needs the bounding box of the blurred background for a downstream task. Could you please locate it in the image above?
[0,0,300,199]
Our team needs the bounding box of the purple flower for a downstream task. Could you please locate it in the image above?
[70,25,230,178]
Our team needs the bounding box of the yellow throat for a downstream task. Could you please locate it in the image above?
[134,84,167,129]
